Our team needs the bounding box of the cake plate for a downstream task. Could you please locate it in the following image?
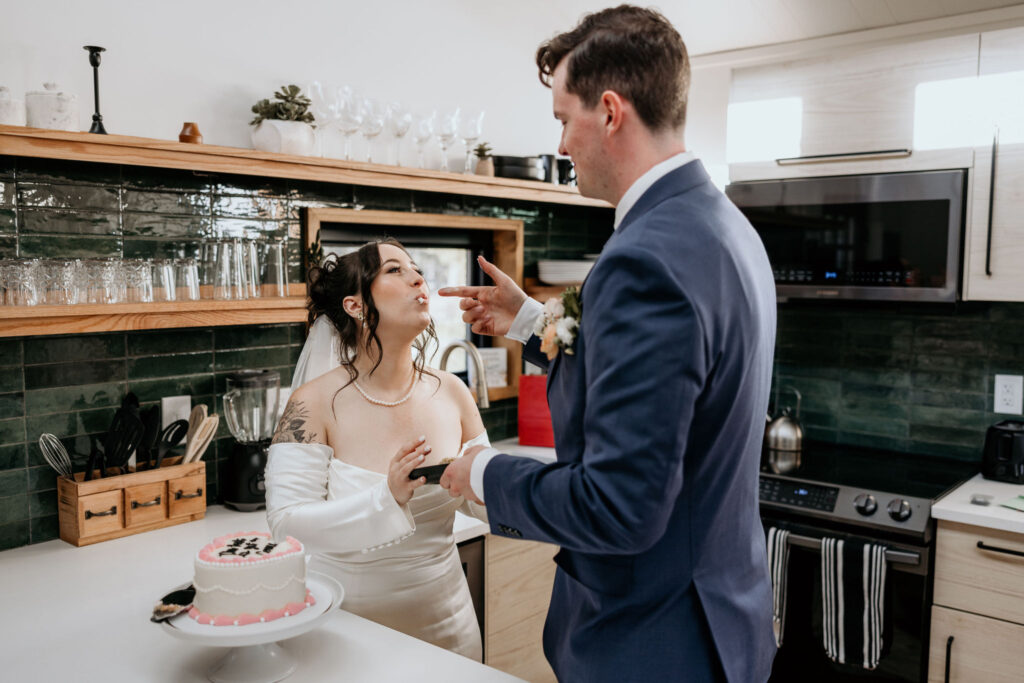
[161,571,344,683]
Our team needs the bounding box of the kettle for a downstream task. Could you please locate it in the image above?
[765,386,803,467]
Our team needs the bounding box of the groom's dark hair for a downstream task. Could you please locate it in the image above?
[536,4,690,132]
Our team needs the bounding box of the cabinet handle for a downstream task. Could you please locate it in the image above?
[985,127,998,276]
[85,505,117,519]
[131,496,161,509]
[944,635,954,683]
[977,540,1024,558]
[775,148,911,165]
[175,488,203,500]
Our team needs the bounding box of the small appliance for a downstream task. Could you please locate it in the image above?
[982,419,1024,484]
[222,370,280,511]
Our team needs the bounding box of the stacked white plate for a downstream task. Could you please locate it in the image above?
[538,259,594,286]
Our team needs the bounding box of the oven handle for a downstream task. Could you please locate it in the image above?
[785,532,921,566]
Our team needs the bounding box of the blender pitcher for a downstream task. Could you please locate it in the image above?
[222,370,280,511]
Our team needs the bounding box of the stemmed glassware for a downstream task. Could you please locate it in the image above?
[306,81,333,157]
[436,107,460,172]
[335,86,363,161]
[459,108,485,174]
[412,110,435,169]
[359,98,386,163]
[386,102,412,166]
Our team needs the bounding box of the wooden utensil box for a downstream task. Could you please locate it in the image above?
[57,459,206,547]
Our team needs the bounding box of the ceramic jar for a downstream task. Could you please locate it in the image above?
[26,83,78,131]
[0,87,26,126]
[250,120,315,156]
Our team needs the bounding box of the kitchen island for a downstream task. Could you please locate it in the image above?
[0,504,516,682]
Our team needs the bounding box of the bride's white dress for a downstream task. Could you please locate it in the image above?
[264,435,489,660]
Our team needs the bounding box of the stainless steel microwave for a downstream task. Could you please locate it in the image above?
[725,169,966,302]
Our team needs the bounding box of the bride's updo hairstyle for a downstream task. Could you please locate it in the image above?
[307,238,439,392]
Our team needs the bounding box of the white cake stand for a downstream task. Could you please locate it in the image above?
[161,571,344,683]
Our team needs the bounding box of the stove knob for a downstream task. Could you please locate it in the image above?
[887,498,912,522]
[853,493,877,516]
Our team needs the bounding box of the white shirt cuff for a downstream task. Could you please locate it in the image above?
[506,297,544,344]
[469,447,501,503]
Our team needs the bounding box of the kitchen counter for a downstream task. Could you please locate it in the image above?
[491,437,558,463]
[0,505,520,682]
[932,472,1024,535]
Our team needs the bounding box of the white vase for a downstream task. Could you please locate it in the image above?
[25,83,78,131]
[0,86,26,126]
[250,120,315,156]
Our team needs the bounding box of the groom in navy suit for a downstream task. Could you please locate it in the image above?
[440,6,777,681]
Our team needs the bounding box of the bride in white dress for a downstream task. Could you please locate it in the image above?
[264,239,489,660]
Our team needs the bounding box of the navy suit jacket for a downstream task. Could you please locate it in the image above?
[482,161,777,682]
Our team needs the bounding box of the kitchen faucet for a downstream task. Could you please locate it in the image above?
[438,340,490,409]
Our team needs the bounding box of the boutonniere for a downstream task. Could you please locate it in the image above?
[534,286,581,360]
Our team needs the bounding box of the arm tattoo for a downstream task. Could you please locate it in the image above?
[272,400,318,444]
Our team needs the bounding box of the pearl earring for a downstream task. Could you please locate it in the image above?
[357,311,365,323]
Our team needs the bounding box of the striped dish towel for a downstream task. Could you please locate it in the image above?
[821,536,891,670]
[766,527,791,647]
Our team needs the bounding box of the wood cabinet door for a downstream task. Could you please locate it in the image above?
[729,33,978,161]
[933,520,1024,625]
[484,535,558,683]
[928,605,1024,682]
[963,26,1024,302]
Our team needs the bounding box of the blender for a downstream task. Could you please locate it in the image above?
[222,369,280,511]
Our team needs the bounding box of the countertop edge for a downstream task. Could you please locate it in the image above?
[932,473,1024,535]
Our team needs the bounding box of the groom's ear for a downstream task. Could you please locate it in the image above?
[342,296,363,319]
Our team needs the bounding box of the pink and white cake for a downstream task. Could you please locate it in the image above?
[188,531,315,626]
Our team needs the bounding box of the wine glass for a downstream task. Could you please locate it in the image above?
[306,81,333,157]
[335,86,363,161]
[436,107,460,172]
[412,110,435,169]
[387,102,412,166]
[459,108,485,174]
[359,98,386,163]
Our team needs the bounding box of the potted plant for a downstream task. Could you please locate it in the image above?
[250,84,316,156]
[474,142,494,176]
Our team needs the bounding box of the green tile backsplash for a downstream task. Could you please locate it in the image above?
[0,154,609,550]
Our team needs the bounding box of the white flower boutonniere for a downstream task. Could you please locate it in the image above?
[534,286,581,360]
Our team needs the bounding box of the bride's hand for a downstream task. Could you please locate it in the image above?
[388,436,430,506]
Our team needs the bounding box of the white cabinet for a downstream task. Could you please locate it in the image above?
[729,33,979,162]
[963,26,1024,302]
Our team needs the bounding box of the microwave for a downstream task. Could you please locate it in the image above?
[725,169,966,302]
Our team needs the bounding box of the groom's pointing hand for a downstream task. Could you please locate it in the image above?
[438,255,527,337]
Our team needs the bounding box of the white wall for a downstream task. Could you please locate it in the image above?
[2,0,612,167]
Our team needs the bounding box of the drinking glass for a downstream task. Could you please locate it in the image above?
[436,107,460,172]
[262,238,289,297]
[336,86,364,161]
[199,240,219,299]
[175,258,200,301]
[94,258,124,304]
[459,108,485,174]
[244,240,260,299]
[213,239,234,300]
[152,258,176,302]
[125,259,153,303]
[412,110,435,169]
[0,260,37,306]
[307,81,334,157]
[386,102,412,166]
[230,238,249,300]
[359,99,386,163]
[40,259,78,305]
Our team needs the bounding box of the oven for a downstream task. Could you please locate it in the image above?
[759,442,978,682]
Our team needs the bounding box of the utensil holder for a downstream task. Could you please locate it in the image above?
[57,459,206,547]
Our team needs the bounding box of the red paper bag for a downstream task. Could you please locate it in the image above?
[518,375,555,447]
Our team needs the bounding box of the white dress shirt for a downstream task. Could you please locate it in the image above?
[469,151,698,502]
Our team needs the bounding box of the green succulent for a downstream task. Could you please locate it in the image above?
[474,142,493,159]
[250,85,315,126]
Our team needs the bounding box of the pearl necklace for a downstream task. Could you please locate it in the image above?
[352,375,419,407]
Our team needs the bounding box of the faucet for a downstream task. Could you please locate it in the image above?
[438,340,490,409]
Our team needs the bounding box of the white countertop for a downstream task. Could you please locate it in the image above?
[491,437,558,463]
[932,472,1024,535]
[0,505,521,682]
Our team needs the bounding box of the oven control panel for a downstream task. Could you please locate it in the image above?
[759,478,838,511]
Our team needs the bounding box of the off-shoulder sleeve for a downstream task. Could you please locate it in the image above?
[264,442,416,554]
[456,431,489,522]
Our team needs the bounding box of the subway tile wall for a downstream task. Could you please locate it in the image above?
[0,155,611,550]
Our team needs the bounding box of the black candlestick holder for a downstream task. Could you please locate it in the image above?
[83,45,107,134]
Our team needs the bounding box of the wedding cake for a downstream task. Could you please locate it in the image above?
[188,531,315,626]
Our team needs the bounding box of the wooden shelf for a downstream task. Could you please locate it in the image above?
[0,296,308,337]
[524,278,573,302]
[0,125,610,209]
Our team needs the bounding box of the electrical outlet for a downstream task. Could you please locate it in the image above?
[994,374,1023,415]
[161,395,192,428]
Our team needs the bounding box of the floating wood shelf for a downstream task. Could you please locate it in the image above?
[0,296,308,338]
[0,125,609,208]
[524,278,575,302]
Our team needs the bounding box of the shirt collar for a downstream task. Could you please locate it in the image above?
[613,151,697,230]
